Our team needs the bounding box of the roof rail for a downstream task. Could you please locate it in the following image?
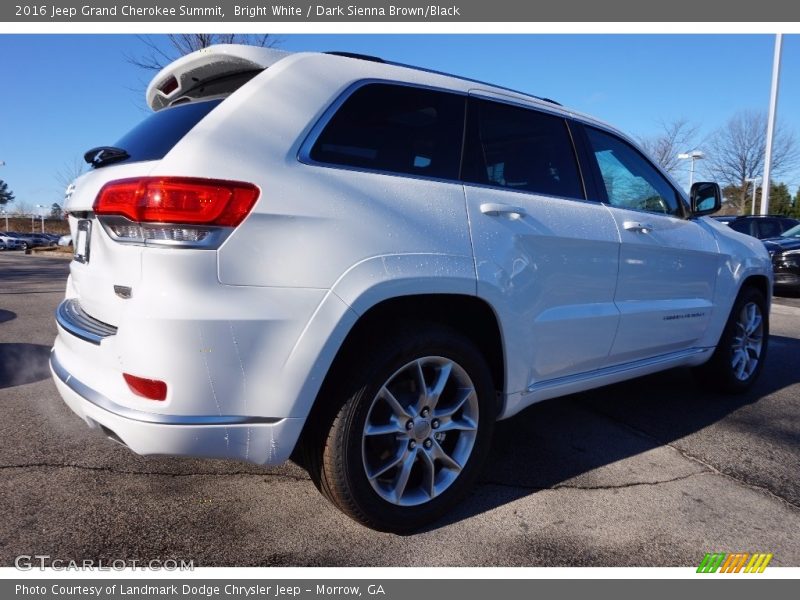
[325,51,385,63]
[325,51,560,108]
[387,59,560,107]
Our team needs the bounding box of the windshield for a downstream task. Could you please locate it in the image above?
[781,224,800,238]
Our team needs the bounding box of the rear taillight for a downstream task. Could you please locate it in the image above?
[123,373,167,401]
[94,177,259,247]
[95,177,259,226]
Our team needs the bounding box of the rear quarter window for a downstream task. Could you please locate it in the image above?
[309,83,466,180]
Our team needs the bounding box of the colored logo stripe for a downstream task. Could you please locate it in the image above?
[697,553,726,573]
[697,552,773,573]
[745,553,773,573]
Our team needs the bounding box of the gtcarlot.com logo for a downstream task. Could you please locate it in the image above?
[697,552,773,573]
[14,555,194,571]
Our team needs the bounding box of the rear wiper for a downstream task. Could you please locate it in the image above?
[83,146,130,168]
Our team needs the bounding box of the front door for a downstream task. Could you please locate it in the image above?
[580,125,720,362]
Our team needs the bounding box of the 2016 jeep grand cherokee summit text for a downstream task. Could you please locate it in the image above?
[52,45,773,532]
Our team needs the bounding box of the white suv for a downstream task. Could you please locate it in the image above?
[52,45,772,532]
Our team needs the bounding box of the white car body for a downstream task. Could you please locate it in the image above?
[0,233,24,250]
[52,47,772,522]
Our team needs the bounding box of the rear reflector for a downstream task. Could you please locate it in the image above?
[123,373,168,401]
[94,177,259,226]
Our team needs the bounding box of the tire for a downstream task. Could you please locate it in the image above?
[694,286,768,393]
[307,323,496,533]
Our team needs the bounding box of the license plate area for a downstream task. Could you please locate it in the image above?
[74,220,92,264]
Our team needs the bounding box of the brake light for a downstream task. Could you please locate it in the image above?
[123,373,168,401]
[94,177,259,226]
[158,75,179,95]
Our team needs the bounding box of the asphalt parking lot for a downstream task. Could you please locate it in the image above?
[1,251,799,567]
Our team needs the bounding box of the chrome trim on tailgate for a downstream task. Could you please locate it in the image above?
[50,351,282,426]
[55,299,118,345]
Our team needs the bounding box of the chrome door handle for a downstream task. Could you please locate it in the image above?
[623,221,654,233]
[480,203,527,218]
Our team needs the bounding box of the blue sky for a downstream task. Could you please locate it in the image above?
[1,34,799,211]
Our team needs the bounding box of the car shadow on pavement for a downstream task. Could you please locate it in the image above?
[425,333,800,532]
[0,309,16,324]
[0,343,53,389]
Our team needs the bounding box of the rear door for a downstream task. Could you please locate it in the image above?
[577,124,720,362]
[463,94,621,394]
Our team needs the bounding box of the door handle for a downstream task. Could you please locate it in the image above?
[480,203,527,218]
[623,220,654,233]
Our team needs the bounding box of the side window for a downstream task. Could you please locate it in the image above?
[462,98,584,200]
[758,219,782,239]
[309,83,465,180]
[728,220,748,235]
[585,127,681,216]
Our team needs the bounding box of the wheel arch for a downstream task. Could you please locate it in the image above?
[740,273,771,304]
[293,292,506,461]
[335,293,505,394]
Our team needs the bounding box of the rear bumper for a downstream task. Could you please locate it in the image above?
[50,349,304,465]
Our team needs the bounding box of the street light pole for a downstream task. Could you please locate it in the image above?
[745,177,761,215]
[761,33,783,215]
[677,151,705,189]
[35,204,46,233]
[1,210,7,231]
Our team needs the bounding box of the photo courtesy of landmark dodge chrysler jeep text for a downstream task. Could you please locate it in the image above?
[52,45,773,532]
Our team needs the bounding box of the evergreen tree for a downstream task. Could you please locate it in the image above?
[794,188,800,218]
[769,183,793,216]
[0,179,14,206]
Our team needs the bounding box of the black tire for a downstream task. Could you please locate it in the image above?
[693,286,768,393]
[306,322,496,533]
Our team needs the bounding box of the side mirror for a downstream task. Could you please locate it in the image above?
[690,182,721,216]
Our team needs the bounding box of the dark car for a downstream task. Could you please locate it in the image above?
[763,223,800,292]
[727,215,800,239]
[30,233,58,246]
[712,215,737,225]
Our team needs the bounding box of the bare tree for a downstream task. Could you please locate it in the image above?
[55,156,86,191]
[638,118,700,175]
[704,110,799,213]
[126,34,277,72]
[10,199,32,216]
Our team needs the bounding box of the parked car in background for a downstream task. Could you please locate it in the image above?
[30,233,58,247]
[726,215,800,239]
[0,232,24,250]
[2,231,43,250]
[52,45,774,532]
[58,234,73,247]
[712,215,737,226]
[763,223,800,293]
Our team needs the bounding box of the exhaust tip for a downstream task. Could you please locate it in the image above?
[98,424,127,447]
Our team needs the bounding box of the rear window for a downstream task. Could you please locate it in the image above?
[97,99,223,167]
[309,83,465,180]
